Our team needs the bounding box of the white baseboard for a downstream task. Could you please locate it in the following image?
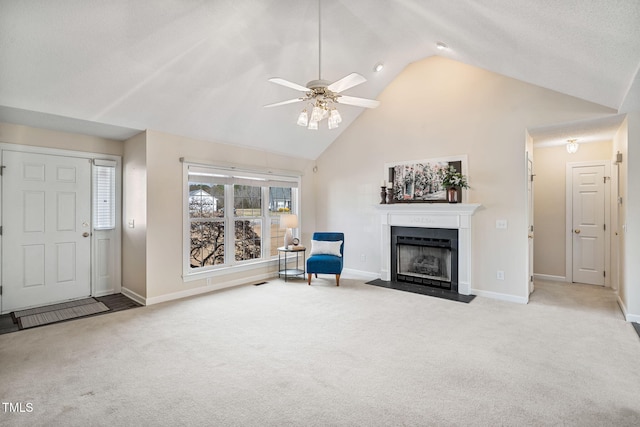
[121,287,147,306]
[343,270,528,304]
[471,288,528,304]
[534,274,567,282]
[342,268,379,281]
[617,295,640,322]
[144,272,277,306]
[626,313,640,323]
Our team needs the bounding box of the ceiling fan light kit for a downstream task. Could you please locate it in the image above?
[264,0,379,130]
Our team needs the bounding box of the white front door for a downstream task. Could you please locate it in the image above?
[571,165,605,286]
[2,150,92,312]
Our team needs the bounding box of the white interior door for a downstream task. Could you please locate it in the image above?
[571,165,605,286]
[2,150,92,312]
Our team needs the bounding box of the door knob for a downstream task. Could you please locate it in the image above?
[574,229,581,234]
[82,232,90,237]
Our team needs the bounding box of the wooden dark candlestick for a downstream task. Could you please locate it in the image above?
[380,186,387,204]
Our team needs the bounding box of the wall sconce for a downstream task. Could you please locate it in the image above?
[566,139,579,154]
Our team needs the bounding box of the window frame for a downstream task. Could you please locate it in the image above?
[182,160,300,282]
[93,159,117,230]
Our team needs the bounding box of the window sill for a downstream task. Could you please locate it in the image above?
[182,257,280,283]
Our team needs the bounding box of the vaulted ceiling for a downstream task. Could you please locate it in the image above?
[1,0,639,159]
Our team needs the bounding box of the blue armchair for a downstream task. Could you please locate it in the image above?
[307,232,344,286]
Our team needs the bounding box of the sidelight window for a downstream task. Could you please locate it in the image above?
[93,159,116,230]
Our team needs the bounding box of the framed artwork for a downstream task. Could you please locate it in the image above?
[385,156,467,203]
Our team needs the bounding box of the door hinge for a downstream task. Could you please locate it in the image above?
[530,174,535,182]
[604,224,606,231]
[530,225,534,232]
[0,285,2,296]
[604,271,606,278]
[0,225,2,236]
[530,275,533,282]
[0,165,5,176]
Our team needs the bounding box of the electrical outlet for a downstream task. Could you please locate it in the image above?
[496,219,508,229]
[496,270,505,280]
[360,254,367,262]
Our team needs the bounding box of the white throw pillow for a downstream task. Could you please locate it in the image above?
[310,240,343,257]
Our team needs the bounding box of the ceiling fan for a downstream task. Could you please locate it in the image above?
[264,0,380,130]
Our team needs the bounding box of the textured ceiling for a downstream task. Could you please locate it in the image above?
[1,0,639,159]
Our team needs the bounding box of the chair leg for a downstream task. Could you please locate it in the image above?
[336,274,340,286]
[307,273,312,285]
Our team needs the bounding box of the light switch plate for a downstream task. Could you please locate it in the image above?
[496,219,508,229]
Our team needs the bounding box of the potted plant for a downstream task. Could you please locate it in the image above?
[440,165,469,203]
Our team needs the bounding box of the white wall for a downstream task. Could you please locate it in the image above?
[141,130,316,302]
[0,122,123,155]
[122,132,148,299]
[313,56,617,302]
[622,112,640,321]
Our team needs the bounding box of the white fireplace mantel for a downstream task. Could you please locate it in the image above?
[377,203,481,295]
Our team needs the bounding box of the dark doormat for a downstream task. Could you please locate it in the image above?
[17,300,109,329]
[0,293,142,335]
[365,279,476,303]
[633,322,640,339]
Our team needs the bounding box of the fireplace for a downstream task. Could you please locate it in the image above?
[377,203,480,295]
[391,227,458,292]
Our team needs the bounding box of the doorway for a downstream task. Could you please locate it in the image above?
[1,144,122,313]
[531,138,614,288]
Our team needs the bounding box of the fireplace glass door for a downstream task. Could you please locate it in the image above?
[397,244,451,283]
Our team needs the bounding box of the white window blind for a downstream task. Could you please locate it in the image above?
[94,160,116,230]
[187,165,299,188]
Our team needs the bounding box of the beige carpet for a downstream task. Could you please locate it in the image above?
[0,278,638,426]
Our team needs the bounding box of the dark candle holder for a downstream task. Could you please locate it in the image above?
[386,188,394,204]
[380,186,387,204]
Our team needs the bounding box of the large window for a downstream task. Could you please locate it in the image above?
[184,163,299,278]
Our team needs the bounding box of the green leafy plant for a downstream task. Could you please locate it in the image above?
[440,165,469,189]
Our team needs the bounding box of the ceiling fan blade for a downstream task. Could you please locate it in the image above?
[268,78,309,92]
[328,72,367,93]
[264,98,304,108]
[337,95,380,109]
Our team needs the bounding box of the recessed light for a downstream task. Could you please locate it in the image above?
[373,62,384,72]
[436,41,449,51]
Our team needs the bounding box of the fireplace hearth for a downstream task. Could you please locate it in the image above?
[392,226,458,292]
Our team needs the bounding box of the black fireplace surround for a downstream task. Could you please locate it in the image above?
[391,226,459,293]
